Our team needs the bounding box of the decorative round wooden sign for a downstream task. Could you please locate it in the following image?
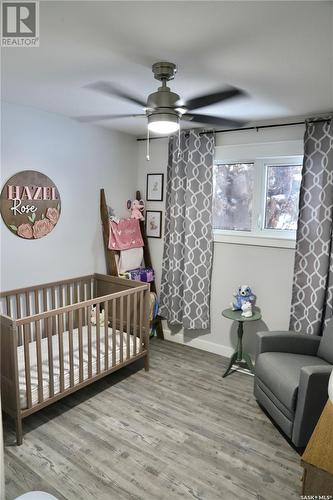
[0,170,61,239]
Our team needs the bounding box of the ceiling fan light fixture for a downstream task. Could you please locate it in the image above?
[148,113,180,134]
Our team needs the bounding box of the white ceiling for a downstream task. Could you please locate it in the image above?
[1,1,333,136]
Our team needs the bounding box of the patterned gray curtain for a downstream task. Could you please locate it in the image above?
[290,117,333,335]
[159,130,215,330]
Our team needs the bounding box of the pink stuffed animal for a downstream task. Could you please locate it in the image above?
[128,199,145,220]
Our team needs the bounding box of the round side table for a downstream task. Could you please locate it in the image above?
[222,307,261,378]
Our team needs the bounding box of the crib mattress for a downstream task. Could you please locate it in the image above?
[18,326,142,409]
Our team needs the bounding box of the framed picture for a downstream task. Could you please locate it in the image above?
[146,173,164,201]
[146,210,162,238]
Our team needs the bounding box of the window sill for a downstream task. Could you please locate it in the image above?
[213,232,296,249]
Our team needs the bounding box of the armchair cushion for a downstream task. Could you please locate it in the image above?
[255,352,330,414]
[256,331,321,358]
[317,318,333,363]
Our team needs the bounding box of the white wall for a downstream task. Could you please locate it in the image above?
[0,102,137,291]
[137,124,305,358]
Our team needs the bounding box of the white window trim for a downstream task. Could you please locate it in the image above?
[214,231,296,249]
[213,140,303,248]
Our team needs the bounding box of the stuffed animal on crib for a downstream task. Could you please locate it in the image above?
[127,199,145,220]
[91,306,106,327]
[231,285,256,317]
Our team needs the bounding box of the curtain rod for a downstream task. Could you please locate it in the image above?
[136,117,331,142]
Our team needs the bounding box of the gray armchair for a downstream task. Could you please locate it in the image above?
[254,318,333,448]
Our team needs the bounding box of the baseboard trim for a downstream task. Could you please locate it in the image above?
[163,327,234,359]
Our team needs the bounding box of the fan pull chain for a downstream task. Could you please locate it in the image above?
[146,126,150,161]
[178,123,181,159]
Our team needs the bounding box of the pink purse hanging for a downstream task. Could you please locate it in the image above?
[108,218,144,251]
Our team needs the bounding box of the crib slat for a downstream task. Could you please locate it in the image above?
[23,323,32,408]
[35,320,43,404]
[51,287,56,331]
[133,292,137,356]
[58,313,65,393]
[43,288,48,311]
[120,296,124,363]
[25,291,30,317]
[59,285,64,307]
[139,290,143,352]
[86,280,91,300]
[16,294,21,319]
[16,295,22,345]
[66,284,71,330]
[66,284,71,306]
[6,295,11,317]
[96,302,101,374]
[51,286,56,310]
[78,308,83,382]
[68,310,74,387]
[112,300,116,366]
[43,289,48,340]
[126,294,131,360]
[47,316,54,398]
[34,289,39,314]
[87,305,92,378]
[81,282,86,324]
[104,300,109,371]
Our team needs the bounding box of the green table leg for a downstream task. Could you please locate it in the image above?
[235,321,243,362]
[222,351,238,378]
[243,352,254,373]
[222,320,254,377]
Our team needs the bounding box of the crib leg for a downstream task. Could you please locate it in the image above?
[15,414,23,446]
[144,352,150,372]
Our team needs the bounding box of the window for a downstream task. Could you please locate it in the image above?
[264,164,302,231]
[213,152,303,246]
[213,163,254,231]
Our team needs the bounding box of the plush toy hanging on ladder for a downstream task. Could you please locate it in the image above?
[127,199,145,220]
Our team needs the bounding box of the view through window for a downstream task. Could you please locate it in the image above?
[213,160,302,238]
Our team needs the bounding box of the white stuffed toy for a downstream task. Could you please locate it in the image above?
[91,305,106,327]
[241,301,253,318]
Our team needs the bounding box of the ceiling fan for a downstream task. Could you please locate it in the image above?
[76,62,247,135]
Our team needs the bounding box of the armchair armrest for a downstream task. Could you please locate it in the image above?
[293,365,333,447]
[255,331,321,358]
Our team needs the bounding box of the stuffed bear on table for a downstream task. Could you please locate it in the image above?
[231,285,256,318]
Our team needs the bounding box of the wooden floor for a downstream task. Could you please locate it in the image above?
[4,339,302,500]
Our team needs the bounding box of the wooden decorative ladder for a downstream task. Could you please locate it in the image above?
[100,188,164,339]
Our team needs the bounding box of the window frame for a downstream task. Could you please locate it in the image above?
[213,141,303,248]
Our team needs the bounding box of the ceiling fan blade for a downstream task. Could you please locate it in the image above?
[182,113,246,128]
[182,87,246,111]
[74,114,146,123]
[85,81,147,108]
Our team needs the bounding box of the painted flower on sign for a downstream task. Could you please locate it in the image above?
[46,207,59,225]
[17,223,33,239]
[33,219,54,239]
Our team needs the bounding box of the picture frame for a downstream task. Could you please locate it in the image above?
[146,173,164,201]
[146,210,162,238]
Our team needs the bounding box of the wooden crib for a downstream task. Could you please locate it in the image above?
[0,273,150,445]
